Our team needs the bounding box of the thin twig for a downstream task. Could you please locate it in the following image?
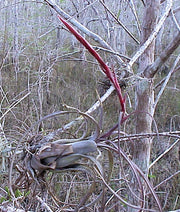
[44,0,123,64]
[93,46,131,61]
[153,53,180,109]
[129,0,141,35]
[171,9,180,31]
[153,170,180,191]
[112,131,180,142]
[154,65,180,89]
[0,92,30,121]
[99,0,140,44]
[149,139,180,169]
[36,195,53,212]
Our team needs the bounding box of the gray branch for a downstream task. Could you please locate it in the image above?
[144,31,180,78]
[44,0,123,64]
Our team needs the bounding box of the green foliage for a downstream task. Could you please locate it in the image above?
[0,186,30,204]
[148,174,156,179]
[0,196,6,204]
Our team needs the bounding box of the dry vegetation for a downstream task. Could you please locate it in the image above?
[0,0,180,211]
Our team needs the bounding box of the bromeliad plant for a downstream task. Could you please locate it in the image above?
[55,16,161,212]
[10,14,162,212]
[10,24,127,203]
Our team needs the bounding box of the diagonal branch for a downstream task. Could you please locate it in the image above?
[153,53,180,108]
[170,9,180,31]
[99,0,140,44]
[41,85,115,142]
[44,0,123,64]
[144,31,180,78]
[129,0,141,35]
[149,139,180,169]
[128,0,173,67]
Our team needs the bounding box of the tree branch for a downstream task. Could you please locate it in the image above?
[153,53,180,108]
[99,0,140,44]
[154,65,180,89]
[42,85,115,142]
[44,0,123,64]
[149,139,180,169]
[144,31,180,78]
[170,9,180,31]
[128,0,172,67]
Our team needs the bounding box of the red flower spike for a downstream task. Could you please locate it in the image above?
[58,15,126,116]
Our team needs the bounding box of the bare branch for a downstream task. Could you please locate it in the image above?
[93,46,131,61]
[44,0,123,64]
[42,85,115,142]
[99,0,140,44]
[170,9,180,31]
[36,195,53,212]
[153,170,180,190]
[149,139,180,169]
[112,131,180,142]
[0,92,30,121]
[173,6,180,14]
[154,65,180,89]
[153,53,180,109]
[129,0,173,67]
[129,0,141,35]
[144,31,180,78]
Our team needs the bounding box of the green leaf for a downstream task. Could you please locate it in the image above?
[4,186,11,198]
[148,174,156,178]
[25,190,30,197]
[15,189,23,198]
[0,197,7,204]
[4,186,9,193]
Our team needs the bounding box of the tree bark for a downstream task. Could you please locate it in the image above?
[135,0,160,174]
[129,0,160,211]
[144,31,180,78]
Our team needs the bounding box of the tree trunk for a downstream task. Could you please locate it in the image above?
[135,0,160,173]
[129,0,160,211]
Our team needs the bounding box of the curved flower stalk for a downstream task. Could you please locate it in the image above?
[58,16,126,120]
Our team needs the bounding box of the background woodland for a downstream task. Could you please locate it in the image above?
[0,0,180,211]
